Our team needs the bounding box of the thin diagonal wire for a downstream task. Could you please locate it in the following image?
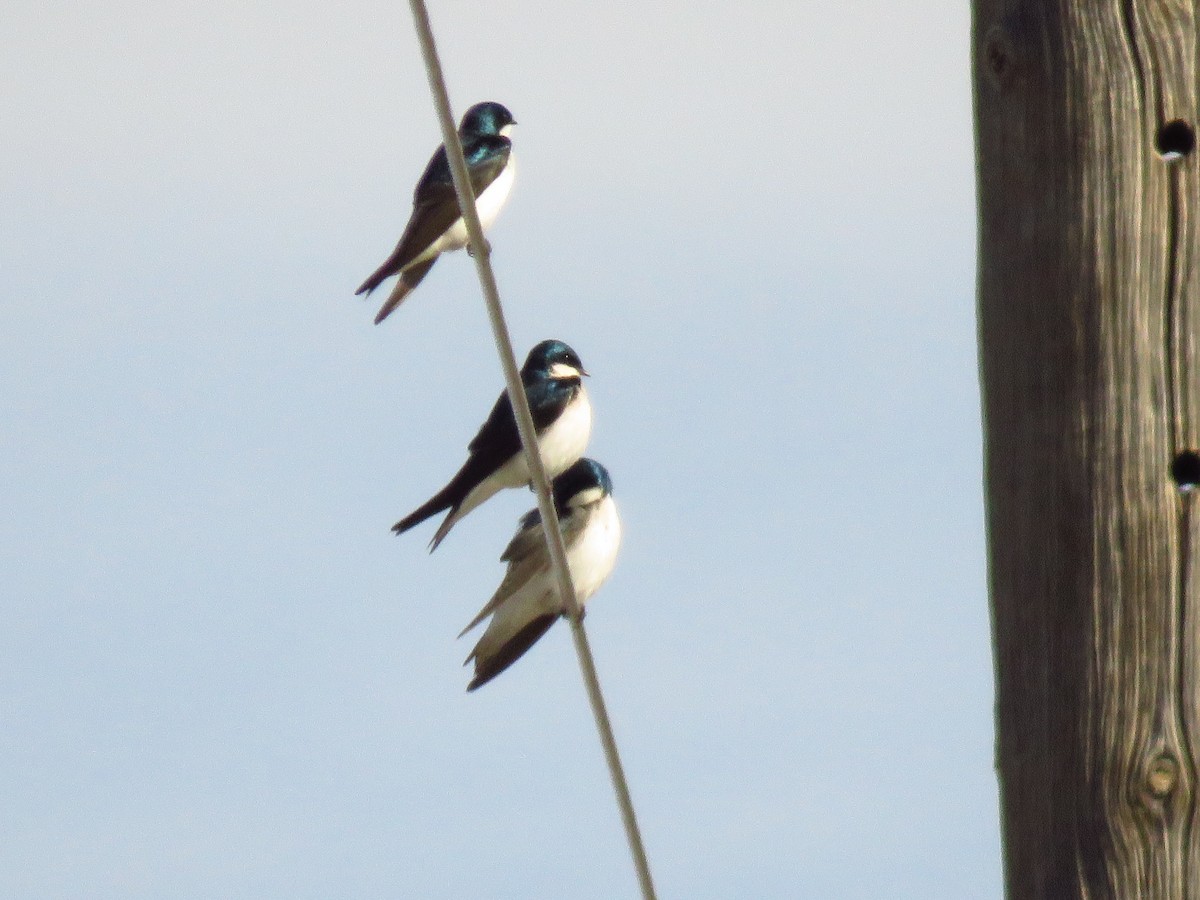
[404,3,657,897]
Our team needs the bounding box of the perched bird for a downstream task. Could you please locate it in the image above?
[393,339,591,550]
[356,101,517,324]
[460,458,621,691]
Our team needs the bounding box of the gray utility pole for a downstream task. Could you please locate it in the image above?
[974,1,1200,897]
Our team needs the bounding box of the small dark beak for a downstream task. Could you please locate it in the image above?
[580,367,590,377]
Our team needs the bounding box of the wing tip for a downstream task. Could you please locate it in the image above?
[390,498,458,550]
[426,509,458,552]
[466,674,488,692]
[373,300,399,325]
[463,614,558,693]
[372,257,439,324]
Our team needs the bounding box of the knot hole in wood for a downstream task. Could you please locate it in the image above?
[1170,451,1200,492]
[1144,753,1179,801]
[1156,120,1195,161]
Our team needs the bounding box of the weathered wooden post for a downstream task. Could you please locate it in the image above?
[974,2,1200,896]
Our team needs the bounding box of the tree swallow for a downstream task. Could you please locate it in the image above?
[393,339,591,550]
[356,101,517,324]
[459,458,621,691]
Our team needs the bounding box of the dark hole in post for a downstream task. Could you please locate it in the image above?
[1171,451,1200,490]
[1156,120,1195,159]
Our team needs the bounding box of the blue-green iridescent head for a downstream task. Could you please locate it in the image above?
[552,458,614,513]
[459,101,516,137]
[521,339,587,380]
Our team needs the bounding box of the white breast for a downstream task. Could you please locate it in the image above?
[434,153,515,254]
[475,152,515,229]
[531,386,592,479]
[568,496,622,603]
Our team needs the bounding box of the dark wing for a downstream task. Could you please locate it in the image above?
[466,614,557,692]
[459,503,592,639]
[450,378,579,510]
[465,387,522,462]
[499,500,591,565]
[457,505,592,682]
[372,257,438,323]
[355,138,511,296]
[423,134,510,205]
[499,511,548,566]
[354,151,458,296]
[457,514,550,638]
[391,394,522,541]
[513,506,543,535]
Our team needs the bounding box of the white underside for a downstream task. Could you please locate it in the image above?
[561,495,622,601]
[453,386,592,523]
[473,495,621,657]
[425,153,516,258]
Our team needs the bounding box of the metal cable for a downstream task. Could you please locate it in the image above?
[403,2,658,896]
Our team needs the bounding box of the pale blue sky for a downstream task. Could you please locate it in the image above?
[2,1,993,896]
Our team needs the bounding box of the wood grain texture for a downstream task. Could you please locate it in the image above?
[973,1,1200,896]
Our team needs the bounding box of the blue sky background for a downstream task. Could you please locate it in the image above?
[2,1,994,896]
